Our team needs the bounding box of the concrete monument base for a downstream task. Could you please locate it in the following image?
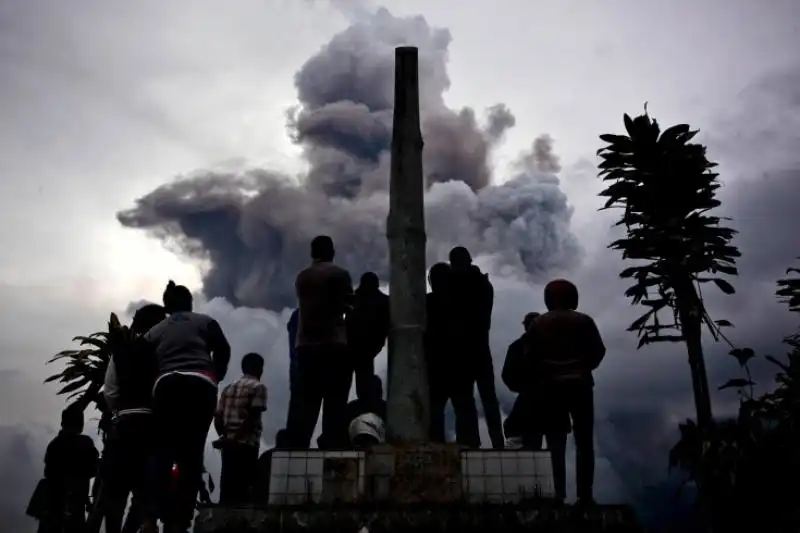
[196,447,642,532]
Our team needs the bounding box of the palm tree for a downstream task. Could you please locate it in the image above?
[597,108,740,429]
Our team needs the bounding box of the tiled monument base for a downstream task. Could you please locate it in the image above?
[266,446,555,505]
[196,447,642,532]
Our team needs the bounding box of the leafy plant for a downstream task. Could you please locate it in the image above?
[669,259,800,531]
[597,108,740,428]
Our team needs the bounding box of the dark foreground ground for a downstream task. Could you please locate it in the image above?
[194,503,644,533]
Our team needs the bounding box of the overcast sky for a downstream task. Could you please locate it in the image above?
[2,0,799,529]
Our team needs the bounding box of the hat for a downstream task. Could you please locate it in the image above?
[348,413,386,444]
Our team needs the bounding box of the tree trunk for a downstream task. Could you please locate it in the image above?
[675,276,714,429]
[385,47,430,443]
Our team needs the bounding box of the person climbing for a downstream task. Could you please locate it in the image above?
[94,303,167,533]
[425,262,480,447]
[525,279,606,505]
[286,236,354,449]
[35,405,99,533]
[142,281,231,533]
[448,246,504,448]
[214,352,268,506]
[345,272,389,404]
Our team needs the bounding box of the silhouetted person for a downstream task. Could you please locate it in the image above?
[143,281,231,533]
[287,236,354,449]
[502,310,573,458]
[214,353,268,506]
[287,309,299,392]
[502,312,539,448]
[448,246,504,448]
[526,279,606,505]
[255,429,289,503]
[425,262,480,447]
[37,406,99,533]
[345,272,389,404]
[94,304,167,533]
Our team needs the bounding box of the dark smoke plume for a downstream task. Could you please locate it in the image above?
[117,8,581,311]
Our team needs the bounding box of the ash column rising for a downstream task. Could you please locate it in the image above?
[385,46,430,443]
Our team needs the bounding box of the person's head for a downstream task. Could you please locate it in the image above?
[274,429,289,449]
[428,262,451,292]
[241,352,265,379]
[359,272,380,292]
[448,246,472,270]
[543,279,579,311]
[162,280,193,313]
[522,312,541,331]
[131,304,167,335]
[310,235,335,262]
[61,405,84,434]
[348,413,385,450]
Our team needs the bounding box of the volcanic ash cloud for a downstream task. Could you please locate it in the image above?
[117,7,581,312]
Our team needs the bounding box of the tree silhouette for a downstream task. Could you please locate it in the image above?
[597,109,740,429]
[669,258,800,532]
[45,313,126,415]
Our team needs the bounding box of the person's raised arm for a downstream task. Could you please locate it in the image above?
[584,316,606,370]
[206,319,231,383]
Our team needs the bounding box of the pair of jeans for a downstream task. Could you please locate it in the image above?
[285,344,352,449]
[545,381,595,501]
[218,442,259,505]
[350,350,377,404]
[92,413,153,533]
[429,371,481,448]
[149,374,217,531]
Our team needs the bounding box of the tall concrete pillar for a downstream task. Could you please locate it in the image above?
[385,46,429,443]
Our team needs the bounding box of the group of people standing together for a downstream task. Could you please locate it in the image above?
[29,232,607,532]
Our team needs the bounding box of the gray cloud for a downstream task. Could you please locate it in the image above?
[117,7,581,312]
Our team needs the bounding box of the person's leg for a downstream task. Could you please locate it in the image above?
[450,377,481,448]
[353,354,375,404]
[570,383,596,503]
[148,376,183,529]
[171,377,217,531]
[474,347,505,449]
[285,348,324,449]
[545,431,568,502]
[242,444,259,503]
[428,381,448,443]
[320,345,352,449]
[218,445,237,505]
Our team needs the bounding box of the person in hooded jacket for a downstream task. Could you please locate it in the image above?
[448,246,504,448]
[142,281,231,533]
[345,272,390,405]
[425,262,481,447]
[94,304,167,533]
[525,279,606,505]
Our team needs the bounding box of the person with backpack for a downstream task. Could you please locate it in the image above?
[33,406,99,533]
